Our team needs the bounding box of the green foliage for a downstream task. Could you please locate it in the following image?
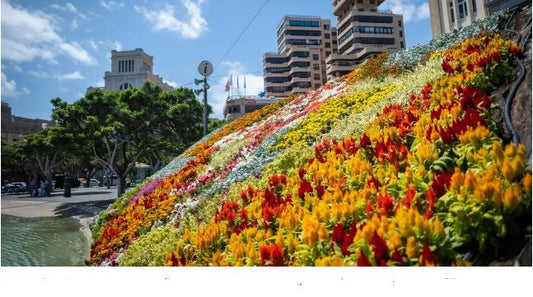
[51,83,204,197]
[120,225,182,266]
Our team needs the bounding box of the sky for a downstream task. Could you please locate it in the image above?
[1,0,433,120]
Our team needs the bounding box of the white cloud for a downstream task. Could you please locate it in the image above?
[71,19,79,29]
[164,80,179,88]
[135,0,208,39]
[1,71,19,97]
[29,70,51,79]
[208,61,264,120]
[88,39,99,50]
[22,87,31,94]
[100,0,124,10]
[1,1,96,65]
[379,0,430,22]
[55,71,85,80]
[59,42,97,65]
[50,2,88,20]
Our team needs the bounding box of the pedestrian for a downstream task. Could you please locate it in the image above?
[40,180,46,197]
[30,176,38,197]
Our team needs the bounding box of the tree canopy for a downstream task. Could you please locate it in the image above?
[51,83,205,197]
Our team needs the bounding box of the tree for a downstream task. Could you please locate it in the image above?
[52,83,204,197]
[1,138,35,184]
[22,126,74,195]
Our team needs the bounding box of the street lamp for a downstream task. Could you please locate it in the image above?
[195,60,213,136]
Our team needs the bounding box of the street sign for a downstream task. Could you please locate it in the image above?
[198,60,213,77]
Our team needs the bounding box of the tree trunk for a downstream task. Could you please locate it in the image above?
[117,175,126,198]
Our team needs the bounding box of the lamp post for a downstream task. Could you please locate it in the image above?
[195,60,213,136]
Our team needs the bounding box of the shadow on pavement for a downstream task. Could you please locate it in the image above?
[54,199,115,218]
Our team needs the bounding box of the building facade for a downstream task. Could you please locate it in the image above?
[326,0,405,80]
[88,48,173,93]
[263,16,338,98]
[223,96,281,121]
[1,101,51,142]
[429,0,529,37]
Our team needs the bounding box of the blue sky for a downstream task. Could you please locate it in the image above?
[1,0,433,120]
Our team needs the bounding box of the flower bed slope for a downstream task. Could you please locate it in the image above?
[89,14,530,266]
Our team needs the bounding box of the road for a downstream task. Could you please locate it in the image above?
[1,186,119,218]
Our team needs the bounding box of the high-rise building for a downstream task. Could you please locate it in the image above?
[88,48,173,93]
[263,16,338,98]
[429,0,529,37]
[326,0,405,80]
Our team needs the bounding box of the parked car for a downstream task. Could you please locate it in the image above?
[1,182,26,194]
[130,179,143,187]
[88,178,101,187]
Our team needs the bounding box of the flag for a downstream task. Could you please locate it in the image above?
[225,77,231,92]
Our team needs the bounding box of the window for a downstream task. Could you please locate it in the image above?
[450,2,455,23]
[325,42,331,48]
[313,64,320,70]
[325,33,331,39]
[472,0,477,13]
[325,51,331,56]
[291,51,310,58]
[400,41,405,48]
[458,0,468,19]
[324,24,330,30]
[398,20,402,27]
[228,105,241,114]
[287,20,320,27]
[312,54,319,60]
[314,84,321,89]
[313,74,320,80]
[399,30,403,38]
[119,82,132,90]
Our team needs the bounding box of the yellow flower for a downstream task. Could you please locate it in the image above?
[503,184,522,213]
[523,174,532,196]
[406,236,419,259]
[388,231,403,251]
[504,143,517,159]
[315,256,345,266]
[491,141,504,164]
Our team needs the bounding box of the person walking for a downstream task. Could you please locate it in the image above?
[30,176,38,197]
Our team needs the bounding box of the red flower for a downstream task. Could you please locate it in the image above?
[402,187,417,209]
[391,249,404,265]
[432,171,453,198]
[370,231,389,266]
[360,133,371,149]
[298,178,313,199]
[441,59,454,74]
[376,192,394,217]
[357,251,373,266]
[260,244,284,266]
[298,168,307,179]
[366,176,382,190]
[316,182,325,199]
[332,223,345,245]
[421,242,438,266]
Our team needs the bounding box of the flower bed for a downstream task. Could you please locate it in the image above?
[89,21,530,266]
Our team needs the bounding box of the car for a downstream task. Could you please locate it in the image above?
[130,179,143,187]
[2,182,26,194]
[88,178,101,187]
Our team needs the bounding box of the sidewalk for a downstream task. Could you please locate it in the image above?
[1,186,118,218]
